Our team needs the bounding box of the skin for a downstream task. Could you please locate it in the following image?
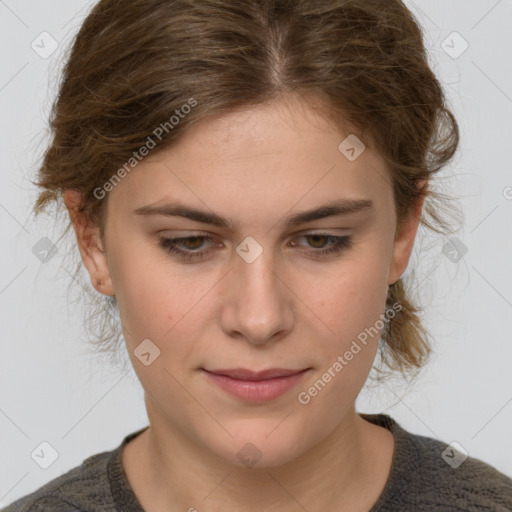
[64,94,425,512]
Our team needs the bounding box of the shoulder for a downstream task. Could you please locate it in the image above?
[413,432,512,510]
[363,413,512,511]
[1,450,114,512]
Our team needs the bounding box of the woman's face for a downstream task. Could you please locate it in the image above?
[69,96,421,468]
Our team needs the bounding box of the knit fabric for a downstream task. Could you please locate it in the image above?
[3,414,512,511]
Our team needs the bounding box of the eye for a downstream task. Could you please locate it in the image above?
[159,235,215,261]
[290,233,352,258]
[158,232,352,262]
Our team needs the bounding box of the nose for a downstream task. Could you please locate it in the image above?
[219,246,295,345]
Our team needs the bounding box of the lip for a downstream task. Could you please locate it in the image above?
[202,367,310,403]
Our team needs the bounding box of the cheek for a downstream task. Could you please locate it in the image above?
[107,242,172,353]
[108,240,219,372]
[299,249,390,397]
[108,238,181,330]
[309,252,390,341]
[296,262,389,420]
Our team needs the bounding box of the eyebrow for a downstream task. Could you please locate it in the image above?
[133,198,374,231]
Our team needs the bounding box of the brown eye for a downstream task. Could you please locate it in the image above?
[180,236,206,250]
[290,233,352,258]
[159,235,214,261]
[305,234,330,249]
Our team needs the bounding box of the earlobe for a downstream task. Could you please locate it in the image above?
[63,190,115,296]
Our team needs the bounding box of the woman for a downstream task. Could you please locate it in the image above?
[4,0,512,511]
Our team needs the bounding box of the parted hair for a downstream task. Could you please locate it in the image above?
[31,0,462,379]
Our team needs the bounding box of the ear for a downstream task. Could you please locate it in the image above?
[63,190,115,296]
[387,180,427,286]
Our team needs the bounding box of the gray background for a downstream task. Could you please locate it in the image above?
[1,0,512,507]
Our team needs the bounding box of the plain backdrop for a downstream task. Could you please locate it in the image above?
[1,0,512,507]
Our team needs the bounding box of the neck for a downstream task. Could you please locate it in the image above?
[123,405,394,512]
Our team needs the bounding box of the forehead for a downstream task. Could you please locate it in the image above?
[171,96,367,163]
[107,96,392,222]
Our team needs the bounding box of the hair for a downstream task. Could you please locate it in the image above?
[30,0,462,381]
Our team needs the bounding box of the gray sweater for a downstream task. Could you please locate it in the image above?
[3,414,512,511]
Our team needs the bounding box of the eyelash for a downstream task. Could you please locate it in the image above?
[158,233,352,261]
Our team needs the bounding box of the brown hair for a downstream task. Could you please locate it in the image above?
[31,0,462,380]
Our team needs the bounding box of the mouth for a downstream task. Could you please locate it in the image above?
[202,367,311,403]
